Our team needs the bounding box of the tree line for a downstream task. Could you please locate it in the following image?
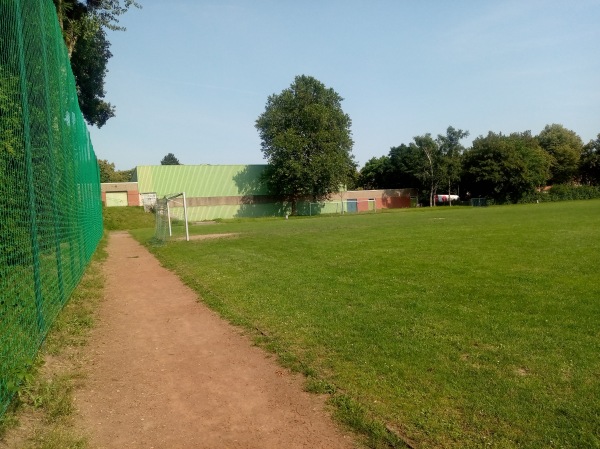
[357,125,600,205]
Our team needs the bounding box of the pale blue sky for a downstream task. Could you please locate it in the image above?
[88,0,600,170]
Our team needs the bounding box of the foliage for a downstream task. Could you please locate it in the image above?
[133,201,600,449]
[69,22,114,127]
[356,156,393,190]
[411,133,441,206]
[160,152,181,165]
[52,0,141,127]
[579,134,600,186]
[255,75,355,214]
[437,126,469,203]
[536,124,583,184]
[97,159,133,182]
[519,184,600,203]
[0,236,107,448]
[462,131,551,203]
[388,143,425,191]
[358,127,468,206]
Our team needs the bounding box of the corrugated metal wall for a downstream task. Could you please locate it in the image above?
[135,165,269,197]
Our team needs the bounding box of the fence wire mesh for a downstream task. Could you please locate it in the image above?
[0,0,103,417]
[152,197,170,244]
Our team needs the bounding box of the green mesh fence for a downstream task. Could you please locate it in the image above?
[0,0,103,417]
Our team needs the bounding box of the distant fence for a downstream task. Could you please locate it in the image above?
[0,0,103,417]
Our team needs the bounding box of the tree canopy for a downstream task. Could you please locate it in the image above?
[536,124,583,184]
[53,0,140,127]
[98,159,133,182]
[255,75,355,213]
[580,134,600,186]
[160,153,181,165]
[462,131,551,202]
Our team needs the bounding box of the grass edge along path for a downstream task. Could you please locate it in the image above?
[0,235,108,449]
[132,200,600,449]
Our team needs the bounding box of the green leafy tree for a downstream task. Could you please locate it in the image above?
[462,131,551,203]
[536,124,583,184]
[98,159,133,182]
[388,143,425,191]
[52,0,140,127]
[437,126,469,205]
[580,134,600,185]
[410,134,443,207]
[357,156,393,189]
[160,153,181,165]
[255,75,355,214]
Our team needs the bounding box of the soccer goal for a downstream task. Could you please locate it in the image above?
[153,192,189,243]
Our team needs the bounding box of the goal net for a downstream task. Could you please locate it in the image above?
[152,192,189,243]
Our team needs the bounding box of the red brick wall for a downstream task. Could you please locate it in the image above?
[127,191,140,206]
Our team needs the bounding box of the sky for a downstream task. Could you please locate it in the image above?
[88,0,600,171]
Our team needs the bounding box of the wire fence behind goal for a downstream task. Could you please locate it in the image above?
[152,193,189,244]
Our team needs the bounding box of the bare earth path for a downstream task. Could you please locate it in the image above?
[74,232,356,449]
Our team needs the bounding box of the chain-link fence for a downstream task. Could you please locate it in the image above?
[0,0,103,417]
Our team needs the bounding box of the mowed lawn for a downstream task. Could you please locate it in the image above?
[132,201,600,448]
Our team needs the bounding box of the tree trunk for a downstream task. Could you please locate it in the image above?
[448,180,452,206]
[291,199,297,216]
[430,181,434,207]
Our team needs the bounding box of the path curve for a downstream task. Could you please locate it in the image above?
[74,232,356,449]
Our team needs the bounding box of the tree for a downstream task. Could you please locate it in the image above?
[98,159,133,182]
[437,126,469,205]
[411,134,443,207]
[52,0,140,127]
[255,75,355,214]
[580,134,600,186]
[70,23,114,127]
[160,153,181,165]
[388,143,425,191]
[536,124,583,184]
[357,156,392,189]
[462,131,551,203]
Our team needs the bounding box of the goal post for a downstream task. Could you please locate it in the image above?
[152,192,189,243]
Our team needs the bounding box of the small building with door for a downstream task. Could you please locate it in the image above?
[101,182,141,207]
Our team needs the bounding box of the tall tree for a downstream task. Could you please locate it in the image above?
[437,126,469,205]
[536,124,583,184]
[160,153,181,165]
[52,0,140,127]
[255,75,355,214]
[462,131,551,203]
[580,134,600,186]
[411,134,442,207]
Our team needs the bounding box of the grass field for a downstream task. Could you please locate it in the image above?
[132,201,600,448]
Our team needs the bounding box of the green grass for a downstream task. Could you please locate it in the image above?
[0,235,107,448]
[102,206,155,231]
[132,201,600,448]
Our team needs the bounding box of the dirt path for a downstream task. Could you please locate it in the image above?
[74,232,357,449]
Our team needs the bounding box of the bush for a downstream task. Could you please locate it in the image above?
[519,184,600,203]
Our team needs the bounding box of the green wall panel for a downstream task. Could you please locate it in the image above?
[136,165,269,197]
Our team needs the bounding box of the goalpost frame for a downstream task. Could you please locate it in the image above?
[165,192,189,241]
